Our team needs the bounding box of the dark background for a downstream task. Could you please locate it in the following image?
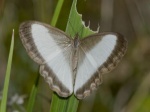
[0,0,150,112]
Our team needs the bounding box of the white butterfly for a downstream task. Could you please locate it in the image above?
[19,21,127,99]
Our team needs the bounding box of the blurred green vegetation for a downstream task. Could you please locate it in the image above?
[0,0,150,112]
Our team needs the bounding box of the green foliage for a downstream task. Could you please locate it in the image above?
[1,0,150,112]
[26,73,40,112]
[50,0,98,112]
[51,0,65,26]
[0,30,14,112]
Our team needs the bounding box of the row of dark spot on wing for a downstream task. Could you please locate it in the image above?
[20,21,72,98]
[40,62,71,97]
[76,72,103,99]
[74,35,103,99]
[76,33,127,99]
[99,33,127,74]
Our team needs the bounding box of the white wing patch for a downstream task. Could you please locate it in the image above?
[31,24,67,63]
[74,34,118,99]
[19,21,73,97]
[20,21,127,99]
[74,49,99,93]
[40,46,73,96]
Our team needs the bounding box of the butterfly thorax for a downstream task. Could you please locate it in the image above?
[73,34,80,49]
[72,34,80,85]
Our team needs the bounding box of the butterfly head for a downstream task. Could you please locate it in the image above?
[73,33,80,49]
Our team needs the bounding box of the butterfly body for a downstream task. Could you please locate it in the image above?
[19,21,127,99]
[73,34,80,48]
[71,35,81,86]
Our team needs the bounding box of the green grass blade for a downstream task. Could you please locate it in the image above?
[51,0,65,26]
[26,73,40,112]
[49,0,70,111]
[49,0,100,111]
[26,0,65,112]
[50,94,79,112]
[0,30,14,112]
[66,95,79,112]
[50,0,99,111]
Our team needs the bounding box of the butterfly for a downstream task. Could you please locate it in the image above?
[19,21,127,99]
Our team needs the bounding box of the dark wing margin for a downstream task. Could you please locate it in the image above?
[74,32,127,99]
[19,21,73,97]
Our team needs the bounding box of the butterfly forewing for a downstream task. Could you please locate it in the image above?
[74,33,127,99]
[19,21,73,97]
[19,21,127,99]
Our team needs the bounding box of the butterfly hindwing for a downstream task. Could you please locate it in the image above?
[74,33,127,99]
[19,21,127,99]
[19,21,73,97]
